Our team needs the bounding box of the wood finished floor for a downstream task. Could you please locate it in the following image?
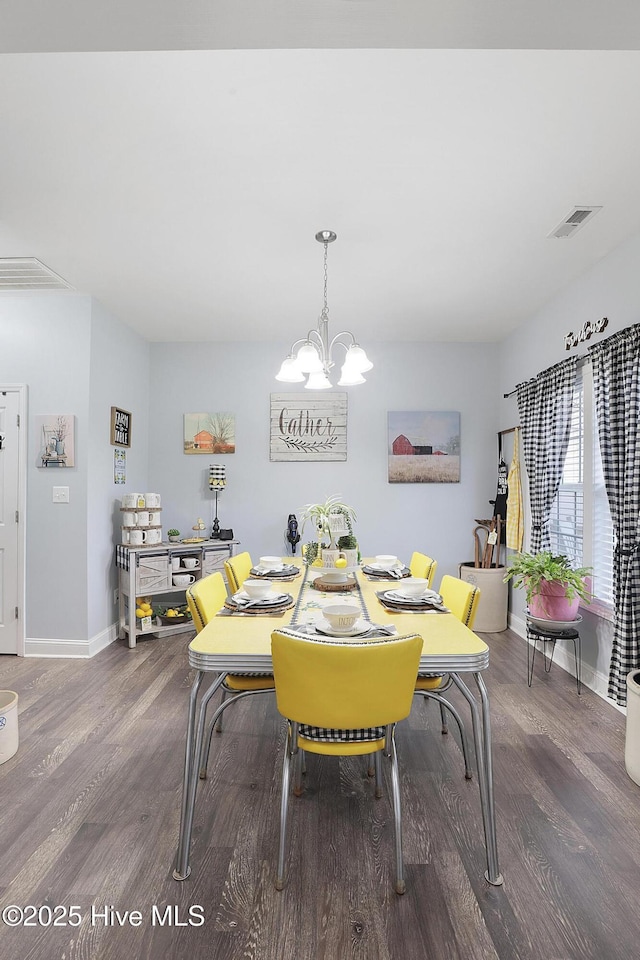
[1,628,639,960]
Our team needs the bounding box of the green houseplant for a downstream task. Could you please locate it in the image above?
[503,550,591,621]
[300,496,357,564]
[167,528,181,543]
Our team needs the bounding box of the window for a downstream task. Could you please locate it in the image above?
[548,363,614,612]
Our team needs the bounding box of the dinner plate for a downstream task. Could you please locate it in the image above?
[315,618,371,638]
[367,561,403,572]
[386,588,443,604]
[232,591,289,606]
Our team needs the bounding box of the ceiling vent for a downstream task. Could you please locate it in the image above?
[0,258,73,290]
[548,206,602,239]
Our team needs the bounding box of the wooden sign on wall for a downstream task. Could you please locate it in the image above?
[270,393,347,461]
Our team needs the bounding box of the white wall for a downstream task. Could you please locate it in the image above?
[498,229,640,690]
[0,293,151,652]
[0,293,91,641]
[147,339,499,577]
[87,300,150,640]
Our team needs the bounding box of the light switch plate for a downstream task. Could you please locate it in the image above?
[52,486,70,503]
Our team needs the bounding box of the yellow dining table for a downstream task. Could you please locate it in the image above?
[173,559,503,886]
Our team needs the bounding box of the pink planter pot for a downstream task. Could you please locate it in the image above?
[528,580,580,622]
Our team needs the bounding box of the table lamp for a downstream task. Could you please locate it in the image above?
[208,464,226,539]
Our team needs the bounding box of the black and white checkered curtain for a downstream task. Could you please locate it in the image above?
[516,357,578,554]
[589,324,640,705]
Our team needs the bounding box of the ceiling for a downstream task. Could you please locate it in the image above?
[1,2,640,344]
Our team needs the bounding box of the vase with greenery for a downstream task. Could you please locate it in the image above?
[503,550,591,621]
[300,496,357,564]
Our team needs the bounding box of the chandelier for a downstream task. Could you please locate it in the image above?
[276,230,373,389]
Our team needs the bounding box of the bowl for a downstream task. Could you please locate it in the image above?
[375,554,400,568]
[243,579,274,600]
[323,604,361,633]
[259,556,282,571]
[398,578,430,597]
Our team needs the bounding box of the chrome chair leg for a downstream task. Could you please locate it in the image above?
[387,728,406,895]
[198,688,274,779]
[374,749,383,798]
[215,687,228,732]
[415,691,474,779]
[439,702,449,733]
[276,726,294,890]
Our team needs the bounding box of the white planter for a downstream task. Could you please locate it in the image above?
[0,691,19,764]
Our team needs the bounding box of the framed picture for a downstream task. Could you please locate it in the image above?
[270,393,347,461]
[184,413,235,454]
[388,411,460,483]
[35,414,75,467]
[110,407,132,447]
[114,448,126,484]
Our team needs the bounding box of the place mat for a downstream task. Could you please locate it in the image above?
[362,564,411,580]
[376,590,449,614]
[249,565,301,581]
[221,593,294,616]
[289,622,398,641]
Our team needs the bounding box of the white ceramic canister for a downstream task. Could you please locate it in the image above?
[122,511,137,527]
[137,511,150,527]
[149,510,161,526]
[129,529,146,545]
[121,493,140,509]
[145,493,161,508]
[146,529,162,545]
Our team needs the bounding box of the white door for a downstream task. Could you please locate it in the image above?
[0,389,22,654]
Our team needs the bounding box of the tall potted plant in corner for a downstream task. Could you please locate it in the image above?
[503,550,591,621]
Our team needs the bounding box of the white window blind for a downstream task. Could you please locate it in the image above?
[548,364,614,609]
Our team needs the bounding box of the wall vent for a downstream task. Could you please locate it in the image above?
[0,258,73,290]
[548,206,602,239]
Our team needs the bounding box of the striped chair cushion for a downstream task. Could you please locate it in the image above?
[299,725,385,743]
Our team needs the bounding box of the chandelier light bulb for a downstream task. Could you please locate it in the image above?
[338,365,366,386]
[296,342,323,373]
[345,344,373,373]
[275,355,305,382]
[305,370,332,390]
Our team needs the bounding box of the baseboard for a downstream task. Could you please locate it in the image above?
[508,613,625,714]
[24,622,118,659]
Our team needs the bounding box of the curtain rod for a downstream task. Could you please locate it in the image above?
[503,352,589,398]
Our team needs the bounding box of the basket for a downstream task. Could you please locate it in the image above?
[158,614,189,626]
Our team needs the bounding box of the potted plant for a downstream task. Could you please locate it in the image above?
[300,496,357,565]
[167,528,181,543]
[503,550,591,621]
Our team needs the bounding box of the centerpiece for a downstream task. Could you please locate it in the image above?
[300,495,358,568]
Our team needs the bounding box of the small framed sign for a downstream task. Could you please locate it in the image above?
[110,407,132,447]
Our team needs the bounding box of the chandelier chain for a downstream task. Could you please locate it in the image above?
[322,241,329,321]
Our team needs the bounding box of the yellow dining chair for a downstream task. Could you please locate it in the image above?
[409,551,438,586]
[186,572,275,778]
[223,551,254,594]
[271,628,423,895]
[413,574,481,780]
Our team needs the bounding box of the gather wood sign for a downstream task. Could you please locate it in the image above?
[270,393,347,461]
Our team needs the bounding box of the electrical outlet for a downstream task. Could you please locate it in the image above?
[52,486,70,503]
[113,588,119,605]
